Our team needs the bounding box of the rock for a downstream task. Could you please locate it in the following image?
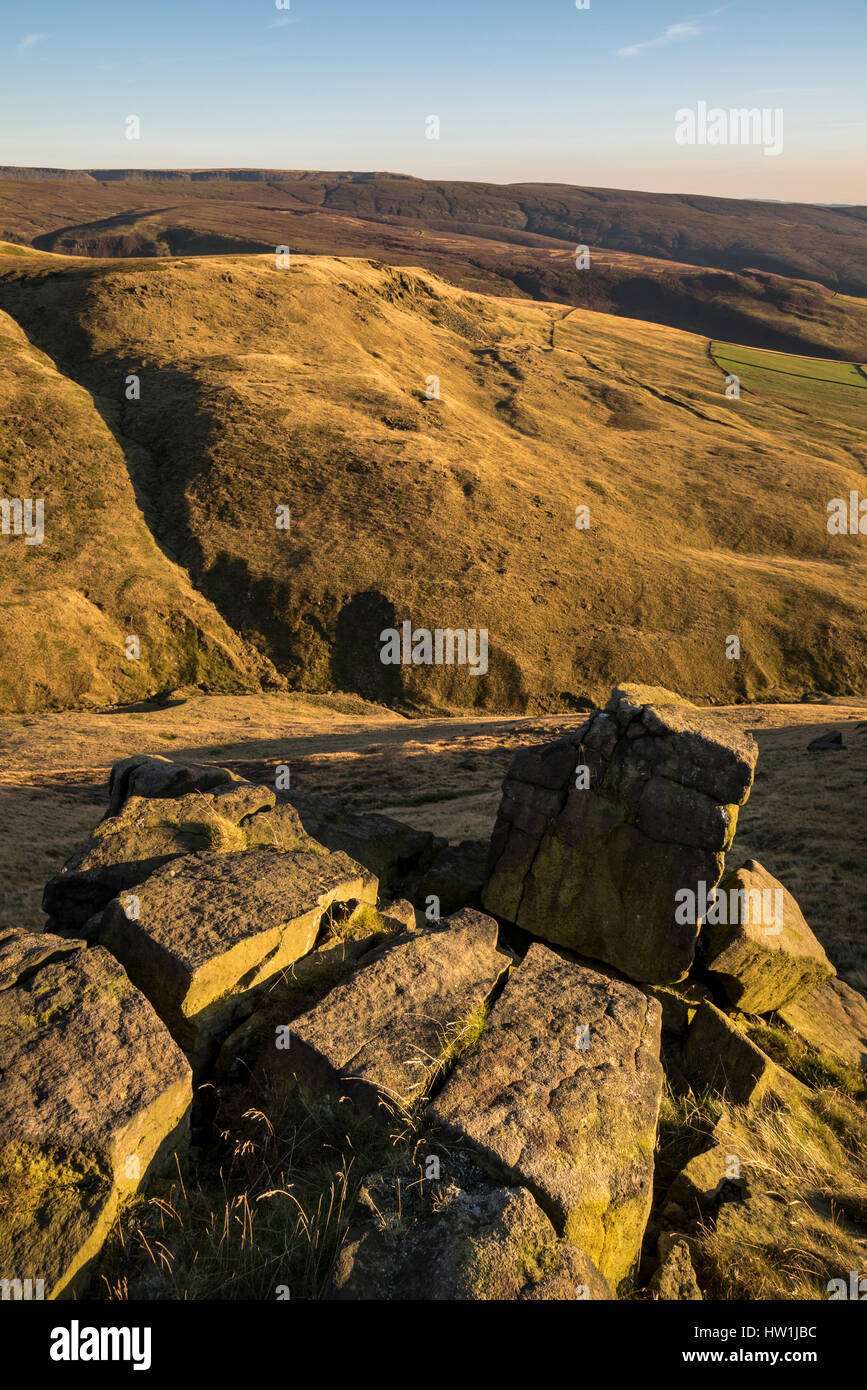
[379,898,421,933]
[778,978,867,1073]
[414,839,488,915]
[806,730,843,751]
[650,1239,702,1300]
[0,928,191,1299]
[213,900,421,1083]
[328,1157,612,1301]
[666,1143,742,1214]
[284,909,510,1118]
[43,781,309,930]
[702,861,834,1014]
[428,942,663,1287]
[483,685,757,984]
[648,980,713,1036]
[108,754,241,816]
[94,848,377,1071]
[683,1003,805,1105]
[289,798,444,898]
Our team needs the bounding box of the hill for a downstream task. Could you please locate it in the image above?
[0,287,274,711]
[1,245,865,714]
[1,170,866,360]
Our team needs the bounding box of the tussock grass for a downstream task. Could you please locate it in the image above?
[98,1081,407,1301]
[653,1041,867,1302]
[695,1090,867,1300]
[745,1019,866,1097]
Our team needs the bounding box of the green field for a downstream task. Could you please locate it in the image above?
[710,340,867,432]
[710,340,867,388]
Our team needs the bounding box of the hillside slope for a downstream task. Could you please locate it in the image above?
[1,171,866,360]
[0,295,274,711]
[0,247,865,713]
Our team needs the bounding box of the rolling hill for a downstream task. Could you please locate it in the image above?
[1,169,866,361]
[1,244,865,714]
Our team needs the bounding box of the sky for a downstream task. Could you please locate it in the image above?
[1,0,864,202]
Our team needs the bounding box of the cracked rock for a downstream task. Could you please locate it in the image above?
[483,684,757,984]
[428,942,663,1287]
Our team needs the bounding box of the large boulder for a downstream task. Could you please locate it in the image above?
[94,848,377,1070]
[329,1157,612,1301]
[283,909,510,1119]
[43,781,316,930]
[428,942,663,1287]
[483,685,757,984]
[778,977,867,1073]
[0,928,191,1299]
[702,860,834,1014]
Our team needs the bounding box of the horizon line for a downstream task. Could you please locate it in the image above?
[0,165,860,208]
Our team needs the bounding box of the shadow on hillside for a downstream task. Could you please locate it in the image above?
[0,271,325,685]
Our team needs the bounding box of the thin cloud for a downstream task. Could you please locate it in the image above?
[17,33,47,52]
[617,8,727,58]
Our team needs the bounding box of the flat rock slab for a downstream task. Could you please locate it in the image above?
[778,977,867,1073]
[214,899,422,1085]
[44,781,288,929]
[0,928,191,1298]
[329,1156,612,1301]
[286,908,510,1117]
[95,848,377,1070]
[483,684,757,984]
[428,942,663,1287]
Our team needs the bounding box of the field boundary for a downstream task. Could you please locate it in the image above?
[709,339,867,390]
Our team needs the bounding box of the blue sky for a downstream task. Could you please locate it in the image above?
[2,0,864,201]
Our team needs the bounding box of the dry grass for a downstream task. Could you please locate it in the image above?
[653,1067,867,1302]
[695,1092,867,1300]
[97,1081,404,1301]
[1,248,866,717]
[2,174,867,356]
